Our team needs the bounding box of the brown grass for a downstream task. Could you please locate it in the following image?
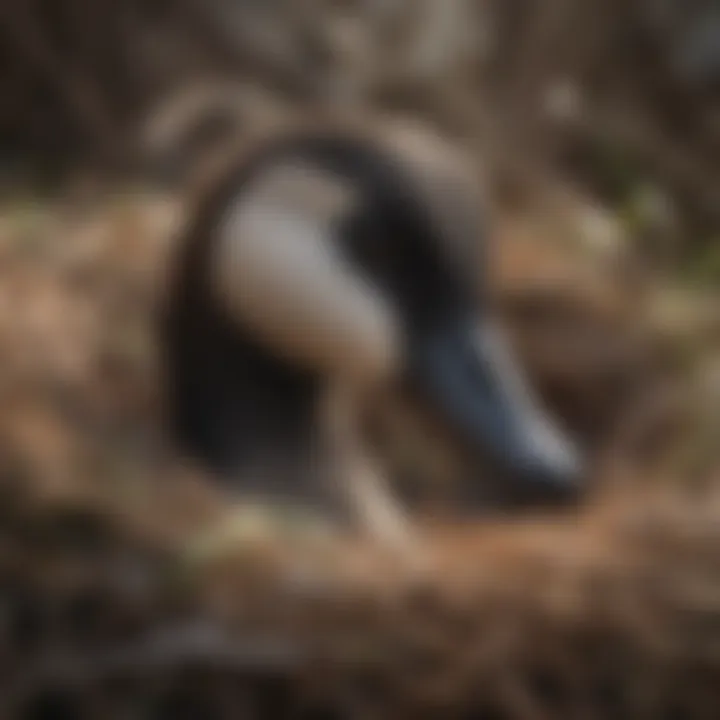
[0,191,718,718]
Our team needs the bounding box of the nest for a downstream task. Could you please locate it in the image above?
[1,479,720,719]
[0,181,718,717]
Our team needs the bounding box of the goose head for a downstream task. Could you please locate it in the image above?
[163,118,584,514]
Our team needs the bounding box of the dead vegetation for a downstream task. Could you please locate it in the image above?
[0,187,716,717]
[0,0,717,238]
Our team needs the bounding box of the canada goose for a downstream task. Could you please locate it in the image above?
[161,115,583,545]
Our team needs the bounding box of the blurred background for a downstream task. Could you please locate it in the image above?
[0,1,719,717]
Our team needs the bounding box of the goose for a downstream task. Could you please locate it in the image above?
[160,114,583,547]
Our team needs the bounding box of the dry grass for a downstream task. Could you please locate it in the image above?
[0,188,718,717]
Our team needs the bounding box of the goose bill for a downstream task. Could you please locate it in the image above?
[411,319,584,505]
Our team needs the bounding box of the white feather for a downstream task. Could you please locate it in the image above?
[212,161,402,383]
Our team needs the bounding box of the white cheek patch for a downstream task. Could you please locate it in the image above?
[212,161,402,383]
